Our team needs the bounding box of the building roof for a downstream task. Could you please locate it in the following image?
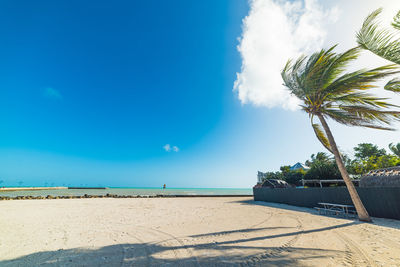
[290,162,310,171]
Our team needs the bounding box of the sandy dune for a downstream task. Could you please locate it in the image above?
[0,197,399,266]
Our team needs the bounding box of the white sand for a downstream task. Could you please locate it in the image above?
[0,197,399,266]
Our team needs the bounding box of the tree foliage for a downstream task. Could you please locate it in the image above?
[346,143,400,175]
[389,142,400,157]
[284,171,305,185]
[303,152,341,181]
[304,160,341,181]
[348,154,400,175]
[353,143,386,160]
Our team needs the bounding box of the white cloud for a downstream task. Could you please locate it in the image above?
[163,144,180,152]
[234,0,338,110]
[43,87,62,100]
[163,144,171,152]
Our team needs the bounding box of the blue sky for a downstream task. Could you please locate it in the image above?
[0,0,399,187]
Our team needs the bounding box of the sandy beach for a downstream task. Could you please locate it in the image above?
[0,197,399,266]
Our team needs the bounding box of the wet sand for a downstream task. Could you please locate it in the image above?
[0,197,399,266]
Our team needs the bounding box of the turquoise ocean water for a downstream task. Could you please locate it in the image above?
[0,187,253,197]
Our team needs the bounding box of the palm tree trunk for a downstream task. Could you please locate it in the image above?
[317,114,372,222]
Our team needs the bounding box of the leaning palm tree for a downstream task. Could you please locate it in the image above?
[281,45,400,222]
[357,8,400,92]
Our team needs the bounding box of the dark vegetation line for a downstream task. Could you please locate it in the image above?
[261,142,400,186]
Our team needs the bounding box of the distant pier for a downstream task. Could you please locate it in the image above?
[0,187,68,192]
[0,186,108,191]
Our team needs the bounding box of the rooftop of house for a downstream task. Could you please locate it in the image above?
[290,162,310,171]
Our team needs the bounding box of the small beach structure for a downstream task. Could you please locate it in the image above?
[360,166,400,187]
[261,179,291,188]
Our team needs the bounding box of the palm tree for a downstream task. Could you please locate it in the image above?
[305,152,331,167]
[312,152,331,162]
[357,8,400,92]
[281,45,400,222]
[389,142,400,157]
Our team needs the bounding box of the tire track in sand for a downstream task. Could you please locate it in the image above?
[146,226,200,266]
[334,231,378,267]
[186,211,275,265]
[119,225,200,266]
[241,214,304,266]
[86,218,153,267]
[191,211,274,241]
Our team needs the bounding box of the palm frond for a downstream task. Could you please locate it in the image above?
[393,10,400,31]
[324,64,400,95]
[328,92,393,108]
[304,47,337,91]
[282,57,307,99]
[385,78,400,92]
[353,123,396,130]
[323,109,396,130]
[311,122,333,153]
[323,106,400,130]
[339,105,400,124]
[357,8,400,64]
[319,47,360,89]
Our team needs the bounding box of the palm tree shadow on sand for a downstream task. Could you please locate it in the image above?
[232,199,400,230]
[1,223,356,267]
[1,244,345,267]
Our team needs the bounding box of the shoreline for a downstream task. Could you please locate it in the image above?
[0,194,253,201]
